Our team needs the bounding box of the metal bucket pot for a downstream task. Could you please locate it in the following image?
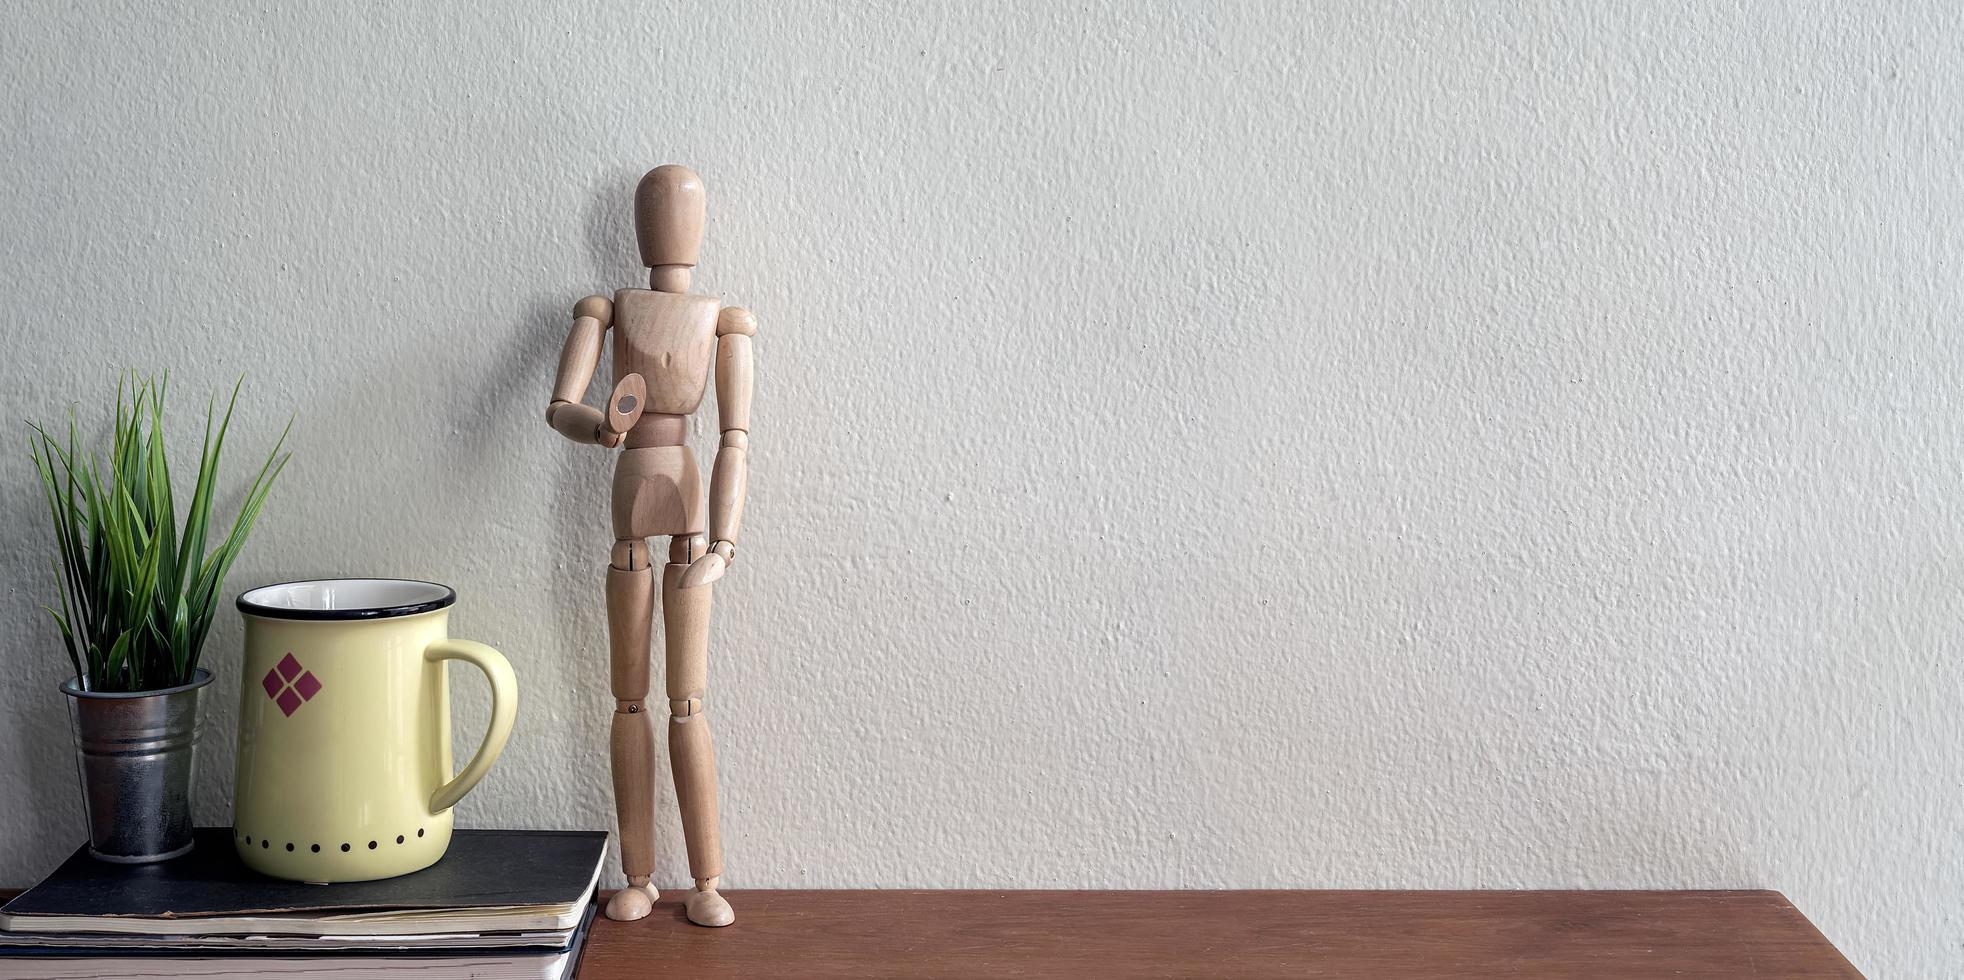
[60,669,212,863]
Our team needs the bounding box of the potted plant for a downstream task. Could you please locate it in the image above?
[29,374,290,862]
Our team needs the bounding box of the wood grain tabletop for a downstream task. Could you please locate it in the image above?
[577,889,1862,978]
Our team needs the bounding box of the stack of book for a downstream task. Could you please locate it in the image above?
[0,828,605,979]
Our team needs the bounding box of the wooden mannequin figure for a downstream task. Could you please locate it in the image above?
[546,165,754,927]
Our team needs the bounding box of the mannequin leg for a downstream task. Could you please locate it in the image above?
[666,534,733,927]
[604,539,660,922]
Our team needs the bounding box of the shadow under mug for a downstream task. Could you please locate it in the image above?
[232,579,517,883]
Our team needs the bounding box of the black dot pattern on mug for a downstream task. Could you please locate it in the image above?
[238,829,431,855]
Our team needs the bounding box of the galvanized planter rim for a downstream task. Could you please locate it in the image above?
[59,667,214,700]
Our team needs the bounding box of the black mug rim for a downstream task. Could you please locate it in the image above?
[235,579,458,622]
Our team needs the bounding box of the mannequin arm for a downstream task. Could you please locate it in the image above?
[546,294,625,448]
[681,307,755,588]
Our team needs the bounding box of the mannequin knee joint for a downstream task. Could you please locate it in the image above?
[668,697,704,719]
[612,539,650,570]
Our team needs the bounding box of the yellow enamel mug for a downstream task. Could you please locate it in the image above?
[232,579,517,882]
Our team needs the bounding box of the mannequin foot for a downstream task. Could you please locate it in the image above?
[605,883,658,921]
[686,886,735,927]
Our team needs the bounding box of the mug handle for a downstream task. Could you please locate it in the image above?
[424,639,519,814]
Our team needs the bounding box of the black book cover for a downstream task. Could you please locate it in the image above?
[2,828,606,919]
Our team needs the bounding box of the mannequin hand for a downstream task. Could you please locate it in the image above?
[606,373,648,437]
[679,553,725,589]
[679,541,733,589]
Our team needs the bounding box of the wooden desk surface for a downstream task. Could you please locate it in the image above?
[579,889,1861,978]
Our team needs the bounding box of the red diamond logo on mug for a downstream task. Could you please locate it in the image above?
[263,653,322,717]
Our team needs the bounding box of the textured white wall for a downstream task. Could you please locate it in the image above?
[1,1,1955,974]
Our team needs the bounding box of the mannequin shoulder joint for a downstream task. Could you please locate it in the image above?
[717,306,757,337]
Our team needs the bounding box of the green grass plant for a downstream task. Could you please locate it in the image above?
[28,374,291,692]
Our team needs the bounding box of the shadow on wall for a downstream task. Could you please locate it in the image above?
[3,472,88,859]
[583,166,648,282]
[448,161,649,708]
[5,164,668,875]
